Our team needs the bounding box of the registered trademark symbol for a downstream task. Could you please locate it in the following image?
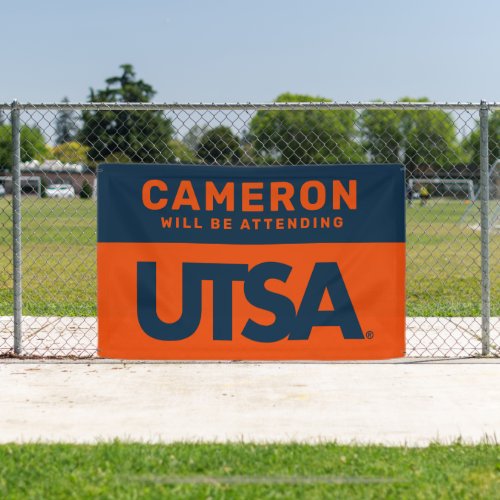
[366,331,374,339]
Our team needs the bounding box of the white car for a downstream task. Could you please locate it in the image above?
[0,184,5,197]
[45,183,75,199]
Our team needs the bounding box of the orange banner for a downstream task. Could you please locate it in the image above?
[97,164,406,360]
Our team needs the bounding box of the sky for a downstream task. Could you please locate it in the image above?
[1,0,499,104]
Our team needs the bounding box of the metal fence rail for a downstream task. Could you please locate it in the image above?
[0,101,498,358]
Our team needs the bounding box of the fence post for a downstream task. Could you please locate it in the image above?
[479,100,490,356]
[11,100,22,355]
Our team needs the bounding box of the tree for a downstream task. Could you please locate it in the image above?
[462,111,500,167]
[103,152,132,163]
[197,126,243,165]
[0,125,48,170]
[249,93,364,165]
[80,180,93,199]
[183,124,208,151]
[79,64,175,165]
[55,97,79,145]
[360,102,403,163]
[361,97,463,174]
[403,98,463,172]
[167,139,197,163]
[50,141,89,164]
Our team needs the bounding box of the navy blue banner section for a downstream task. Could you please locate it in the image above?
[97,164,405,244]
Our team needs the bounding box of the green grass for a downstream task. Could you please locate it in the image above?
[0,197,96,317]
[0,443,498,499]
[406,198,499,316]
[0,196,498,317]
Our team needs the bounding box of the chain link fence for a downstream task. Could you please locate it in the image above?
[0,101,498,358]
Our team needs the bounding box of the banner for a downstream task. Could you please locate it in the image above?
[97,164,405,360]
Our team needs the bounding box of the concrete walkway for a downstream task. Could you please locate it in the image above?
[1,361,499,445]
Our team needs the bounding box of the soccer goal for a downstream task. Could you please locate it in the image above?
[0,176,42,197]
[408,178,474,200]
[460,160,500,226]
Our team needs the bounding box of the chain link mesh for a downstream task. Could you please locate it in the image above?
[0,102,498,357]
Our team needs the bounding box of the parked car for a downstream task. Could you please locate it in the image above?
[0,184,5,197]
[45,183,75,199]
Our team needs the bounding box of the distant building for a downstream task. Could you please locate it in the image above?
[21,160,87,174]
[17,160,95,195]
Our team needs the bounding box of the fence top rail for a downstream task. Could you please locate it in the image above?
[1,101,500,112]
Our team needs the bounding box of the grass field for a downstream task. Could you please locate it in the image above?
[0,196,498,317]
[0,443,498,498]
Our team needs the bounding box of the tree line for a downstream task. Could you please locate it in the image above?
[0,64,498,173]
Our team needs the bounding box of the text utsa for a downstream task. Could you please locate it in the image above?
[137,261,364,342]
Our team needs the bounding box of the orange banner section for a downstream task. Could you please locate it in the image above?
[98,242,405,360]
